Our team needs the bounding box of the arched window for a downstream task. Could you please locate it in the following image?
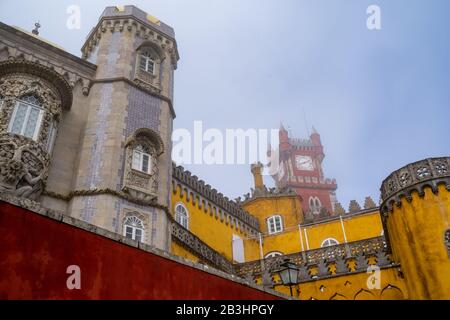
[175,203,189,229]
[139,50,155,74]
[132,145,151,174]
[8,95,44,141]
[321,238,339,248]
[309,196,322,214]
[267,215,283,234]
[123,216,145,242]
[265,251,283,259]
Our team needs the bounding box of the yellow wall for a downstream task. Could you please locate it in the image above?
[301,210,383,250]
[171,184,259,263]
[269,268,407,300]
[385,185,450,299]
[242,194,383,262]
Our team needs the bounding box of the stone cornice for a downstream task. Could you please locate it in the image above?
[42,188,171,219]
[0,22,96,89]
[380,157,450,214]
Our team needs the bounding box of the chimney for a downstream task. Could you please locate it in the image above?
[251,162,265,190]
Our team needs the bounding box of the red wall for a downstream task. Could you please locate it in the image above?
[0,201,280,300]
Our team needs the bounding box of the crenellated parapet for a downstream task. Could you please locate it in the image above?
[380,157,450,214]
[172,164,260,234]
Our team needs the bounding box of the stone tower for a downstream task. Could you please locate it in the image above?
[274,125,338,218]
[67,6,179,250]
[380,157,450,299]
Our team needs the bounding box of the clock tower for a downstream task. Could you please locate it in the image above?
[273,125,338,218]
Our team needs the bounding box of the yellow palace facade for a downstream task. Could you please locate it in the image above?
[170,156,450,300]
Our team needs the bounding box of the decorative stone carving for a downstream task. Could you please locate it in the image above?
[234,236,392,284]
[0,68,67,200]
[0,134,49,200]
[122,129,163,202]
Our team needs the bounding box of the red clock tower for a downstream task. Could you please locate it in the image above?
[273,125,338,217]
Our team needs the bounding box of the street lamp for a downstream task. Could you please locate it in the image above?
[277,258,300,297]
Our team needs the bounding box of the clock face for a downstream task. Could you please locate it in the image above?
[295,155,314,171]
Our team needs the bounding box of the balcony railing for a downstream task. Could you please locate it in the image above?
[171,221,234,274]
[234,236,395,285]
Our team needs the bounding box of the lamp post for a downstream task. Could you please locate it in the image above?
[277,258,300,297]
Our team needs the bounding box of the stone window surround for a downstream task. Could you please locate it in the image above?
[134,43,163,90]
[122,128,164,201]
[121,209,149,244]
[123,215,145,242]
[7,95,45,141]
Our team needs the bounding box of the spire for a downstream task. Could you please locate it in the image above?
[312,126,318,135]
[280,122,287,132]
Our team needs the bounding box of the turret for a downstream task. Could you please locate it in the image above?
[380,157,450,299]
[251,162,265,190]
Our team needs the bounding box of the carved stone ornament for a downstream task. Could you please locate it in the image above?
[0,63,70,200]
[122,128,164,201]
[0,134,49,200]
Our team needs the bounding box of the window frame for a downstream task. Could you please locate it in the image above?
[123,216,145,243]
[321,237,339,248]
[174,203,189,230]
[139,51,155,75]
[7,96,44,141]
[267,215,283,234]
[132,147,152,174]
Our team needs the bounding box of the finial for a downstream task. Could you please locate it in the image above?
[312,126,318,134]
[32,21,41,36]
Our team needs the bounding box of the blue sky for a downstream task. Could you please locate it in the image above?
[1,0,449,209]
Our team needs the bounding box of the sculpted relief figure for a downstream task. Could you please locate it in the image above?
[0,142,46,200]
